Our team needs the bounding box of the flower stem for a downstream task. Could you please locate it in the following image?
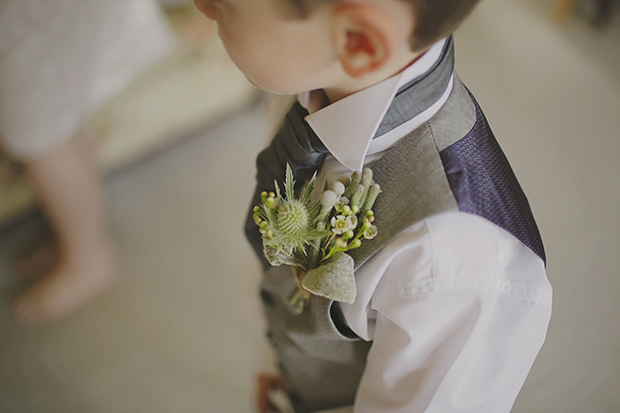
[289,288,304,309]
[321,247,342,262]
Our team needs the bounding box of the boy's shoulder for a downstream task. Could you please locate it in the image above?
[429,78,547,264]
[425,75,477,151]
[362,75,546,265]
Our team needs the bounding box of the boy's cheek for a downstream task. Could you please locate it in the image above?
[217,35,271,88]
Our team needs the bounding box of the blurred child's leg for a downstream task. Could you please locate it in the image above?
[12,132,116,325]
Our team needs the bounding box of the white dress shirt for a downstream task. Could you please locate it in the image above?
[298,39,553,413]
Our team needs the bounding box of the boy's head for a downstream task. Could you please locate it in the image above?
[195,0,479,100]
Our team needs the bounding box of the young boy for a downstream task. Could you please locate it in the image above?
[195,0,552,412]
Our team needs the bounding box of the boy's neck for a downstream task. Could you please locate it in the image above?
[323,49,427,104]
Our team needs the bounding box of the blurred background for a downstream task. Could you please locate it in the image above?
[0,0,619,411]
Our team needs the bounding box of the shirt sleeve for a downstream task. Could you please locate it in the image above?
[346,212,552,413]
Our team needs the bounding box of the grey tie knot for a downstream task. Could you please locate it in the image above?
[255,101,328,192]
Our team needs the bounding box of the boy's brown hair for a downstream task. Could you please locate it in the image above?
[286,0,481,52]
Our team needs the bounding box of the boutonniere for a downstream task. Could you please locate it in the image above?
[252,164,381,313]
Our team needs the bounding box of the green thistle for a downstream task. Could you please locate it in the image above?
[277,200,308,236]
[256,165,330,267]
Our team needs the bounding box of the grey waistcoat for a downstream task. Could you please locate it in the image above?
[257,75,545,413]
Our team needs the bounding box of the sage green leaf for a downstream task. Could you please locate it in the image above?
[301,252,356,303]
[263,243,296,267]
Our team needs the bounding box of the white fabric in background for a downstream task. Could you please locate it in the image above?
[0,0,175,160]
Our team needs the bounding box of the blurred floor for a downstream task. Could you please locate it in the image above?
[1,0,619,412]
[0,106,269,413]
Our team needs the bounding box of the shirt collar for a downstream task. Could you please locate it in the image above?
[298,38,448,172]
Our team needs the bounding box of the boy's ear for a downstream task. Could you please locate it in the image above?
[331,3,402,78]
